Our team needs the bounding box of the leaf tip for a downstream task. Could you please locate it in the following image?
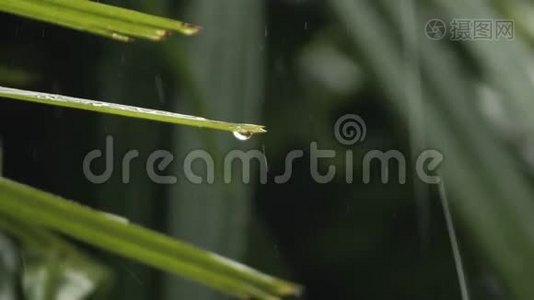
[177,22,203,36]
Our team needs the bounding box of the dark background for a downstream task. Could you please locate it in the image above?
[2,0,530,299]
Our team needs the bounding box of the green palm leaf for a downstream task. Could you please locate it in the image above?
[0,177,302,299]
[0,0,200,41]
[0,86,265,135]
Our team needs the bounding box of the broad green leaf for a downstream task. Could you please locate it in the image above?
[163,0,266,299]
[0,177,302,299]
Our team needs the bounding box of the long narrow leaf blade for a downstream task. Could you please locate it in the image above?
[0,86,265,135]
[0,0,200,41]
[0,177,301,299]
[40,0,201,36]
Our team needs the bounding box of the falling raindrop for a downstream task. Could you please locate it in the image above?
[154,75,165,103]
[233,130,253,141]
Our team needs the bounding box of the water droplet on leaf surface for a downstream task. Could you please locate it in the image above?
[233,130,253,141]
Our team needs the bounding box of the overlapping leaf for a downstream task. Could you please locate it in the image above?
[0,0,201,41]
[0,178,302,299]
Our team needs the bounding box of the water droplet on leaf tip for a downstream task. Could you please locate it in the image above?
[233,130,253,141]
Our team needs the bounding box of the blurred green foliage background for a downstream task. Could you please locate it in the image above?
[3,0,534,299]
